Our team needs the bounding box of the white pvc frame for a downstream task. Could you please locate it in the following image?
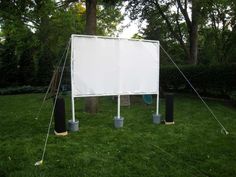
[70,35,160,122]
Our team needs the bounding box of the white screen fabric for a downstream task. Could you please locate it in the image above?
[71,35,159,97]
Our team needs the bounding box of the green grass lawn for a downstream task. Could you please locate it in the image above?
[0,93,236,177]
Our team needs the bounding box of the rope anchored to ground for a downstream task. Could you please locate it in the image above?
[35,39,71,166]
[160,44,229,135]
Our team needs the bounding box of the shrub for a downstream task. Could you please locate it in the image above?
[18,49,35,85]
[0,86,47,95]
[229,91,236,105]
[160,65,236,97]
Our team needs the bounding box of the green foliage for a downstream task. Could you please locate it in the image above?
[97,4,124,36]
[18,49,35,85]
[36,45,54,86]
[0,0,123,87]
[160,65,236,97]
[0,38,18,87]
[0,94,236,176]
[197,0,236,64]
[127,0,236,65]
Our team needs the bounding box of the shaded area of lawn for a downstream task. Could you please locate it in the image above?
[0,94,236,177]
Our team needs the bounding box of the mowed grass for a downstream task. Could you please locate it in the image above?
[0,93,236,177]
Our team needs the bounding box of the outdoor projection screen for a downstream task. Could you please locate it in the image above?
[71,35,160,97]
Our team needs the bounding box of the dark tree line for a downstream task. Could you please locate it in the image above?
[0,0,123,87]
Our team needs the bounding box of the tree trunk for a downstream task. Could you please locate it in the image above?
[85,0,97,35]
[189,28,198,65]
[85,0,98,114]
[189,0,199,65]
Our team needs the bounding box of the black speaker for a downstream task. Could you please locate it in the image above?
[165,93,174,123]
[54,97,66,133]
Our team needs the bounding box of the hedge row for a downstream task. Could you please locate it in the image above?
[160,65,236,97]
[1,65,235,99]
[0,86,48,95]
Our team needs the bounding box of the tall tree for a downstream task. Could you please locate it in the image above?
[188,0,200,65]
[199,0,236,64]
[85,0,97,34]
[83,0,123,113]
[60,0,122,113]
[84,0,98,113]
[127,0,202,64]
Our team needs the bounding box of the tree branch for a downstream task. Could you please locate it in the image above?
[176,6,183,42]
[184,0,187,10]
[154,0,189,57]
[210,11,217,30]
[176,0,192,29]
